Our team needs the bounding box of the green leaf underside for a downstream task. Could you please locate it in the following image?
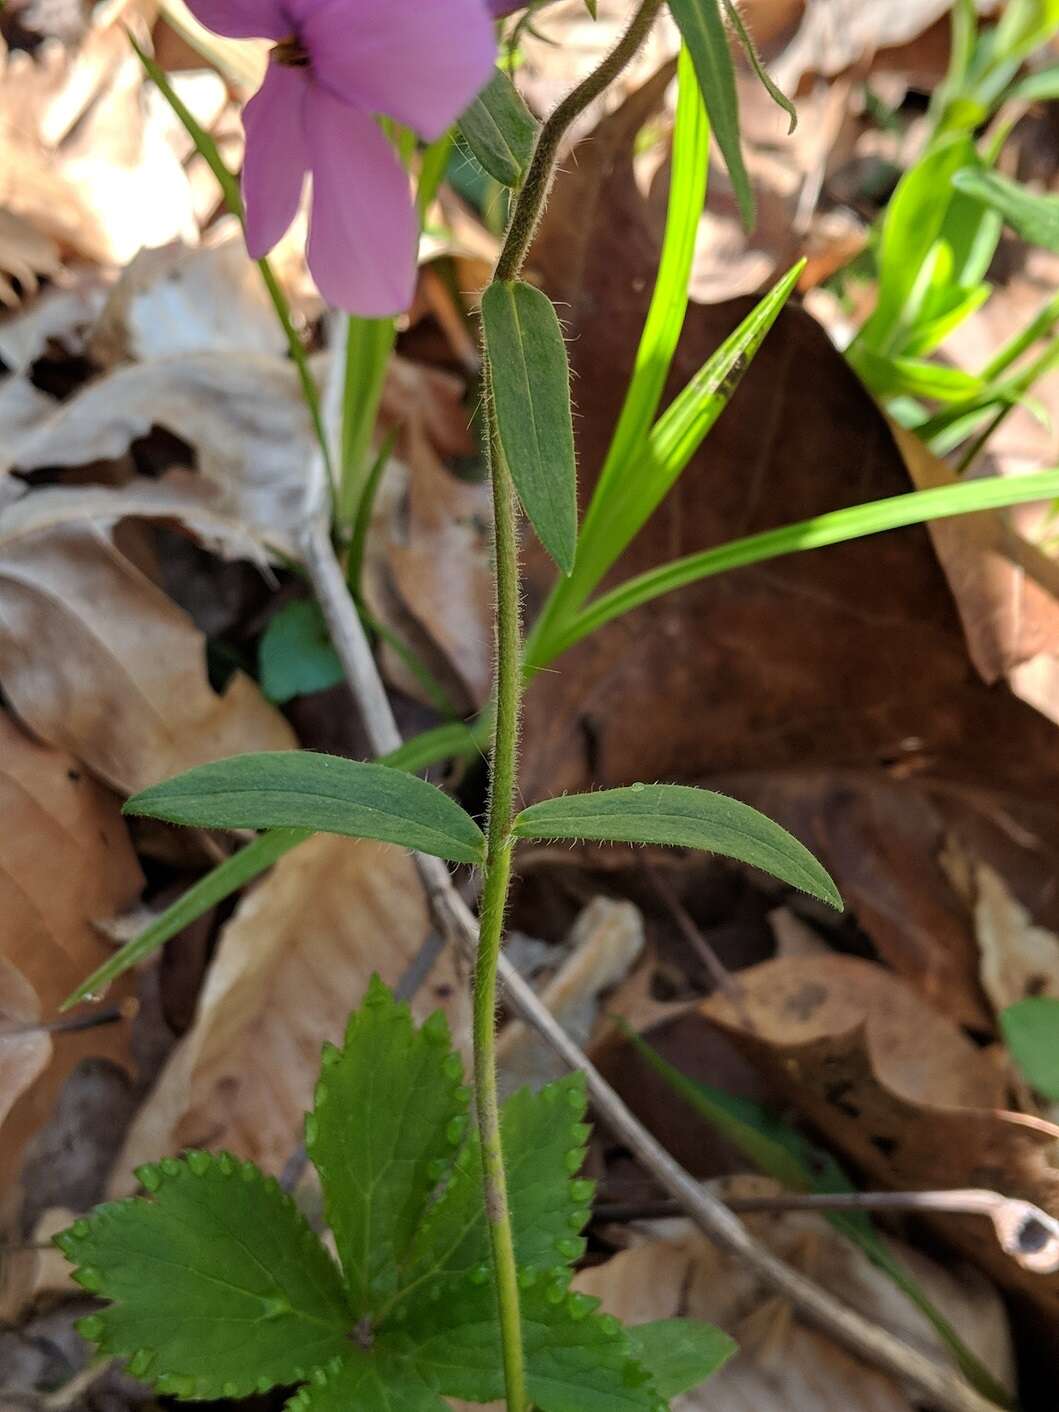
[307,977,471,1315]
[125,751,485,865]
[482,280,578,574]
[628,1320,737,1397]
[397,1072,593,1304]
[512,784,841,909]
[1001,996,1059,1101]
[668,0,755,229]
[55,1154,350,1400]
[459,66,539,187]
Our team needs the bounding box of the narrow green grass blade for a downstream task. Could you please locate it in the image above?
[482,280,578,573]
[125,752,486,864]
[513,784,842,908]
[339,315,396,530]
[527,261,803,665]
[625,1030,1014,1408]
[552,469,1059,657]
[533,46,709,647]
[668,0,755,228]
[61,828,307,1010]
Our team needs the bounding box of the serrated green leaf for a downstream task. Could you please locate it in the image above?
[512,784,841,909]
[286,1350,448,1412]
[1001,996,1059,1100]
[459,67,539,186]
[953,165,1059,252]
[628,1319,736,1396]
[307,978,470,1315]
[668,0,755,229]
[125,751,486,865]
[259,600,344,704]
[396,1071,592,1303]
[482,279,578,573]
[55,1154,350,1399]
[389,1282,659,1412]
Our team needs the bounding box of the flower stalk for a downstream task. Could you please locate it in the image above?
[473,3,664,1407]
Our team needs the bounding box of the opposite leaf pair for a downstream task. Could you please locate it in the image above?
[57,981,734,1409]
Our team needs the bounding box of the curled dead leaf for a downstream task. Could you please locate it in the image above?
[701,955,1059,1318]
[0,713,142,1214]
[0,524,294,794]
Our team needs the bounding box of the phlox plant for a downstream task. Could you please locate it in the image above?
[59,4,1059,1410]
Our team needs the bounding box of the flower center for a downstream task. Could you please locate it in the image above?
[272,35,310,67]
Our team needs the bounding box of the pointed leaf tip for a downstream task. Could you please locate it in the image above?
[512,783,842,909]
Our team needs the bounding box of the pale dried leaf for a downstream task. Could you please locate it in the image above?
[3,352,317,556]
[0,524,294,794]
[0,1206,76,1323]
[0,713,142,1208]
[0,210,61,308]
[89,234,286,367]
[701,956,1059,1319]
[576,1175,1014,1407]
[112,834,468,1187]
[497,897,644,1094]
[0,958,52,1133]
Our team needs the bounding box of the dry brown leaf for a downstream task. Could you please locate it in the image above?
[88,233,287,366]
[700,955,1059,1318]
[112,834,468,1188]
[0,1206,76,1324]
[941,844,1059,1015]
[575,1175,1014,1408]
[897,424,1059,731]
[0,712,142,1212]
[3,352,317,557]
[0,209,61,308]
[497,897,644,1094]
[0,958,52,1134]
[1,21,198,266]
[0,524,294,794]
[366,357,493,708]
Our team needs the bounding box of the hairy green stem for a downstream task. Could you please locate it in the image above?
[494,0,663,284]
[473,4,663,1407]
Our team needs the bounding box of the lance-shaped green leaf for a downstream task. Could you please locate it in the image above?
[397,1071,593,1302]
[668,0,754,228]
[512,784,841,908]
[628,1320,737,1397]
[307,977,471,1315]
[953,165,1059,253]
[54,1154,351,1400]
[482,279,578,574]
[125,751,486,864]
[459,66,539,186]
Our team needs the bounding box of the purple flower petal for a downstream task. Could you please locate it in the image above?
[299,0,496,142]
[304,86,417,316]
[242,63,310,259]
[183,0,287,40]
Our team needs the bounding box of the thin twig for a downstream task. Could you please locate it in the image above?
[301,512,1000,1412]
[594,1189,1059,1273]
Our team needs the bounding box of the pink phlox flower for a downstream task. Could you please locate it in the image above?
[186,0,497,315]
